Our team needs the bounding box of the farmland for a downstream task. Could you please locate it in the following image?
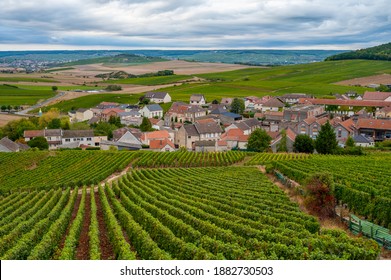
[0,166,380,260]
[0,84,56,106]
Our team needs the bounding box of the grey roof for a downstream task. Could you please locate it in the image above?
[353,134,374,143]
[63,130,94,138]
[187,106,205,113]
[184,124,199,137]
[100,140,141,150]
[210,107,227,114]
[118,111,140,117]
[88,116,100,125]
[190,94,205,102]
[146,104,163,112]
[194,122,223,134]
[263,98,285,108]
[145,92,168,99]
[195,140,216,147]
[0,137,19,152]
[44,129,62,137]
[221,112,242,119]
[243,118,261,127]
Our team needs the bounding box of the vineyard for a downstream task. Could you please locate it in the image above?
[0,167,380,260]
[0,150,246,194]
[246,153,310,165]
[266,153,391,230]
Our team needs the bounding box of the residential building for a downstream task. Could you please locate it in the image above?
[144,92,171,103]
[221,98,233,106]
[140,130,171,145]
[278,93,313,105]
[140,104,163,119]
[149,139,175,152]
[261,98,285,112]
[190,94,206,105]
[177,121,223,150]
[0,137,28,152]
[194,141,216,152]
[118,110,142,126]
[219,112,242,125]
[100,130,142,151]
[356,119,391,141]
[24,129,62,150]
[69,108,93,123]
[362,91,391,102]
[101,108,125,122]
[353,134,375,147]
[376,106,391,119]
[283,104,325,122]
[270,128,297,152]
[61,130,95,146]
[225,118,261,135]
[297,117,329,139]
[220,128,248,150]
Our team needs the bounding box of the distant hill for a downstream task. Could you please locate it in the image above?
[325,42,391,61]
[61,53,167,66]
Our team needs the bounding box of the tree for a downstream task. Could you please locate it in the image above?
[108,115,122,127]
[345,136,355,148]
[1,118,38,141]
[230,98,245,114]
[39,108,60,128]
[140,117,153,132]
[47,118,61,129]
[247,128,272,152]
[1,105,6,111]
[293,134,314,153]
[51,86,58,92]
[140,98,150,105]
[304,173,336,219]
[94,122,116,139]
[277,129,288,152]
[315,121,338,154]
[28,136,49,150]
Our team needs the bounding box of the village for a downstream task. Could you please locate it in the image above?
[2,89,390,153]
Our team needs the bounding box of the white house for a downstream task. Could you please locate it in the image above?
[144,92,171,103]
[190,94,206,105]
[140,104,163,118]
[353,134,375,147]
[69,108,93,122]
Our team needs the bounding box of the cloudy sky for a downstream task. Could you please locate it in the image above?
[0,0,390,50]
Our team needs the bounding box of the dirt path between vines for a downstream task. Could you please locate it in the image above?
[75,192,91,260]
[94,191,115,260]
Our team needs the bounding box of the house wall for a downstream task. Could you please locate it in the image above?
[76,110,93,122]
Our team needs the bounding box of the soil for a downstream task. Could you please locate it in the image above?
[0,114,25,127]
[53,193,82,259]
[75,192,91,260]
[335,73,391,87]
[94,191,115,260]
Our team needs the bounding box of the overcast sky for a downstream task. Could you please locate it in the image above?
[0,0,390,50]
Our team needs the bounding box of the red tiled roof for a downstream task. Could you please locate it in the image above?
[24,130,44,138]
[102,108,125,115]
[356,119,391,130]
[141,130,170,141]
[195,118,216,124]
[217,140,228,146]
[149,139,175,149]
[298,98,391,107]
[149,118,160,125]
[338,118,356,133]
[286,128,297,141]
[362,91,391,101]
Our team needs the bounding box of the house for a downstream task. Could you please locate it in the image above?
[190,94,206,105]
[177,121,223,150]
[24,129,62,150]
[283,104,325,122]
[140,130,171,145]
[118,110,142,126]
[96,102,120,109]
[144,92,171,103]
[101,128,142,151]
[225,118,261,135]
[270,128,297,153]
[194,141,216,152]
[353,134,375,147]
[150,139,175,152]
[375,106,391,119]
[220,128,249,150]
[253,96,272,110]
[69,108,93,123]
[261,98,285,112]
[209,104,228,115]
[101,108,125,122]
[356,119,391,141]
[62,130,96,146]
[334,118,356,146]
[140,104,163,119]
[219,112,242,125]
[362,91,391,102]
[297,116,329,139]
[278,93,313,105]
[221,98,233,106]
[0,137,28,152]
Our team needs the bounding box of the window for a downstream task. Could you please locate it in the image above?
[338,129,342,138]
[87,137,92,141]
[65,139,70,142]
[47,137,51,140]
[80,138,84,141]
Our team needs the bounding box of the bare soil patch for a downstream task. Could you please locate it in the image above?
[335,73,391,87]
[76,192,91,260]
[0,114,25,127]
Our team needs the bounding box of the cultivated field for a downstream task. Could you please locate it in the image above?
[335,73,391,87]
[0,166,380,260]
[0,113,25,127]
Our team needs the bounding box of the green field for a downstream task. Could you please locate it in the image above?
[9,84,103,91]
[106,74,191,86]
[0,85,56,106]
[0,165,380,260]
[39,93,143,112]
[0,77,58,83]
